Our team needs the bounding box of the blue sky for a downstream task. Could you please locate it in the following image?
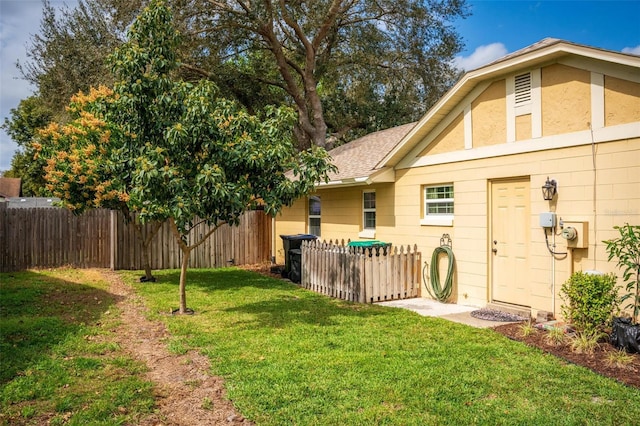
[452,1,640,70]
[1,0,640,171]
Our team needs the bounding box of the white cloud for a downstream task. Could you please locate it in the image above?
[453,42,509,72]
[622,45,640,56]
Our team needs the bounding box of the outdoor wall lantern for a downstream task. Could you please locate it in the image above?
[541,177,557,201]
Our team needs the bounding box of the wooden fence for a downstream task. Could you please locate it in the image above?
[0,207,112,271]
[301,240,421,303]
[0,205,271,272]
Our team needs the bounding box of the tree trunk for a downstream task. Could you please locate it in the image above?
[133,220,162,282]
[178,246,191,314]
[168,217,221,314]
[141,238,153,280]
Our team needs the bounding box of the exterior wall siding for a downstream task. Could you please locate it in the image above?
[604,75,640,126]
[471,79,507,147]
[541,63,591,136]
[516,114,532,141]
[276,53,640,319]
[275,184,395,263]
[392,139,639,315]
[274,198,307,261]
[418,112,464,156]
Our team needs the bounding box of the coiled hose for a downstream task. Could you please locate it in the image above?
[423,246,455,302]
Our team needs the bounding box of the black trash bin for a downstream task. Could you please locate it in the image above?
[280,234,317,279]
[288,249,302,283]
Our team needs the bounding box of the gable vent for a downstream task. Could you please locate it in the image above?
[514,73,532,105]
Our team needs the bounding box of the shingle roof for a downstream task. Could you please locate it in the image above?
[325,122,416,182]
[478,37,562,70]
[0,178,21,198]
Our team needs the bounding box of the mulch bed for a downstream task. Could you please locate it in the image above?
[493,322,640,389]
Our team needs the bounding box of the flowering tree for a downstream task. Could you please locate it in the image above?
[36,86,162,281]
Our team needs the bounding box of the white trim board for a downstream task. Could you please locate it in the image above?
[399,122,640,170]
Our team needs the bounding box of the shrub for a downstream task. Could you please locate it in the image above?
[544,327,566,346]
[518,321,537,338]
[604,224,640,323]
[605,349,634,369]
[570,331,605,355]
[560,271,619,334]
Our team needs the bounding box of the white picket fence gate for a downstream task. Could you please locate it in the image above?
[301,239,421,303]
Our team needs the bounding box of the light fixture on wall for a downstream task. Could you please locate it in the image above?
[541,177,557,201]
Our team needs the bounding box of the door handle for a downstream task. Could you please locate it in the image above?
[492,248,498,254]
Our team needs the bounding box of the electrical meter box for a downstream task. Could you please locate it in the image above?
[563,221,589,248]
[539,212,556,228]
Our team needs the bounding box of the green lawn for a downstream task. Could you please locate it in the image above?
[123,268,640,426]
[0,269,155,425]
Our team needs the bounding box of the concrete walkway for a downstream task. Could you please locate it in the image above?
[376,298,519,328]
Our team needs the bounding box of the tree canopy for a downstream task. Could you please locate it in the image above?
[169,0,469,148]
[36,0,336,313]
[18,0,123,120]
[1,96,53,195]
[15,0,468,151]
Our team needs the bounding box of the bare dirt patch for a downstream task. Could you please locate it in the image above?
[493,322,640,389]
[101,270,252,426]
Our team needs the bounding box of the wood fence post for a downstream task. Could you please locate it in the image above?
[110,210,117,270]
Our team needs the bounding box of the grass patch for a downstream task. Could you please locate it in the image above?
[0,269,155,425]
[125,268,640,425]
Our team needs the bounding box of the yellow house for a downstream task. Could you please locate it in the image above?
[276,39,640,318]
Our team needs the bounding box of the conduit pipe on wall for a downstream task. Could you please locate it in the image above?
[552,232,556,315]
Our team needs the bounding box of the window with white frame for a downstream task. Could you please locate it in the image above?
[308,196,321,236]
[363,191,376,230]
[422,184,454,226]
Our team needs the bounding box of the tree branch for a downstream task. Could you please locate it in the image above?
[180,62,212,78]
[186,221,226,251]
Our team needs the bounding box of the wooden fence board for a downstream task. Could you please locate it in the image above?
[301,240,420,304]
[0,207,271,272]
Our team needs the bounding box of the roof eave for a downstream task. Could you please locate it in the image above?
[378,41,640,168]
[316,167,396,189]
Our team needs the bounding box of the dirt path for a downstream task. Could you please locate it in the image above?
[101,270,253,426]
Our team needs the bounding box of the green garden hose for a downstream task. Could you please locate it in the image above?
[423,246,455,302]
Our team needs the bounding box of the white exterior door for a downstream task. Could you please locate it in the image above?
[491,178,531,307]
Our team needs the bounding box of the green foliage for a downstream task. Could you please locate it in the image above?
[18,0,121,118]
[104,0,335,234]
[42,0,334,312]
[126,268,640,425]
[1,96,54,195]
[544,327,566,346]
[570,331,605,355]
[605,349,635,368]
[604,223,640,323]
[518,321,537,338]
[189,0,468,148]
[560,271,619,333]
[22,0,467,150]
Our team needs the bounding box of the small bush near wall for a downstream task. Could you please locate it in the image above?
[604,224,640,324]
[560,271,619,334]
